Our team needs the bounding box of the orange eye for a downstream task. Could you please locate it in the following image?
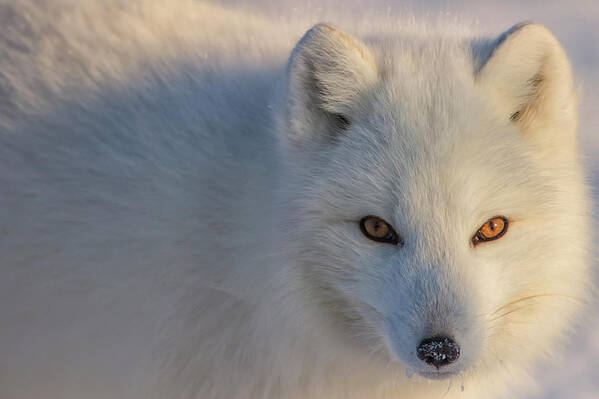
[472,216,508,246]
[359,216,401,245]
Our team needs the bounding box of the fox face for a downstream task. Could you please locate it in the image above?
[279,23,590,381]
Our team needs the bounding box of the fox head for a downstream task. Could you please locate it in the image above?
[277,22,591,384]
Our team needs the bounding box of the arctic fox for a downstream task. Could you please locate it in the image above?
[0,1,592,399]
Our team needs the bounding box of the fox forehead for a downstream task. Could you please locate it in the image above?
[316,75,546,230]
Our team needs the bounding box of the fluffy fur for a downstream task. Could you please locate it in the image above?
[0,1,592,398]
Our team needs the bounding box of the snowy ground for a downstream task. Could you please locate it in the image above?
[218,1,599,397]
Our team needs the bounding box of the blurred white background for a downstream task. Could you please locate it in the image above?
[217,1,599,397]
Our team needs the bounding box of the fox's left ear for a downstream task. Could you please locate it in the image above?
[283,23,378,150]
[475,23,577,144]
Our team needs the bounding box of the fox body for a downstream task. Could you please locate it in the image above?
[0,1,592,399]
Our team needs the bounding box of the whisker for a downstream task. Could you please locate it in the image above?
[488,304,535,322]
[490,293,584,316]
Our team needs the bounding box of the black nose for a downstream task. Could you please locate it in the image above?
[417,336,460,369]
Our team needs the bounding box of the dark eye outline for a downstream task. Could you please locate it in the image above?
[471,216,509,246]
[359,216,401,245]
[332,113,351,130]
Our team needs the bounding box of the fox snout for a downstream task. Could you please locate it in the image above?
[381,261,482,379]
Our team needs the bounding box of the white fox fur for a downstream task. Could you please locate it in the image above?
[0,1,592,398]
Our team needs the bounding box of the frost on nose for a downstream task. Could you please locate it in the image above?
[416,336,460,369]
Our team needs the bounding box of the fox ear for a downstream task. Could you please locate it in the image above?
[475,23,577,143]
[284,23,378,149]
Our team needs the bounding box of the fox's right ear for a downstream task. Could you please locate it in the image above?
[283,23,378,150]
